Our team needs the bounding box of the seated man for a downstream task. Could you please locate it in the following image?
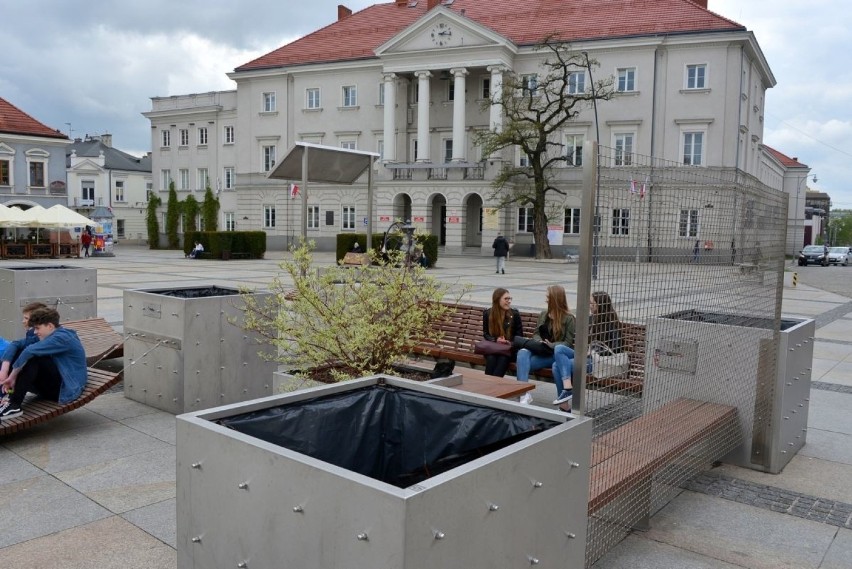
[189,242,204,259]
[0,307,87,420]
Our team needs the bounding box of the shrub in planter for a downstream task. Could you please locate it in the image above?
[239,239,468,381]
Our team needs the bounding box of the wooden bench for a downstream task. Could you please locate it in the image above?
[588,398,738,515]
[0,367,122,436]
[342,252,370,266]
[411,302,645,392]
[62,317,124,365]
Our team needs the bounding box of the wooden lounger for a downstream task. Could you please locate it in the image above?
[0,367,122,436]
[62,317,124,365]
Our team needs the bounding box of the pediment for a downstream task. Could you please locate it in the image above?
[69,158,105,172]
[376,7,513,56]
[0,142,14,155]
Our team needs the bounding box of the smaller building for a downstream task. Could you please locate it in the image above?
[0,97,71,209]
[67,134,152,243]
[804,191,831,246]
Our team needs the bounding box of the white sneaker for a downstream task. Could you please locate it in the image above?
[519,392,533,405]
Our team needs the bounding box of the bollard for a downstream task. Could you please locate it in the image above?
[792,272,798,287]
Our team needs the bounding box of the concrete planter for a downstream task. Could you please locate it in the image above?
[0,265,97,338]
[177,375,592,569]
[123,286,276,414]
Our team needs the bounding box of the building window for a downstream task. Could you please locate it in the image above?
[614,133,634,166]
[343,85,357,107]
[448,80,455,102]
[263,205,276,228]
[224,212,235,231]
[517,146,530,167]
[306,88,320,109]
[378,83,385,106]
[340,140,356,150]
[197,168,209,190]
[81,181,95,206]
[617,67,636,92]
[564,134,583,166]
[342,206,356,230]
[162,130,171,147]
[197,127,208,146]
[27,161,45,187]
[263,92,276,112]
[223,167,235,190]
[564,208,580,234]
[411,138,419,162]
[179,169,190,190]
[683,132,704,166]
[517,207,534,233]
[0,159,10,185]
[114,180,125,202]
[307,205,320,229]
[686,64,707,89]
[481,77,491,99]
[377,139,385,161]
[161,169,171,190]
[679,209,699,237]
[520,74,538,96]
[224,126,235,144]
[567,71,585,94]
[443,139,453,163]
[612,208,630,236]
[116,219,125,239]
[179,129,189,147]
[262,145,276,172]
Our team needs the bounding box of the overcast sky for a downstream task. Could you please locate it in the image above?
[3,0,849,208]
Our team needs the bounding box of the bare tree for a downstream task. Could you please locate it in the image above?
[476,38,613,258]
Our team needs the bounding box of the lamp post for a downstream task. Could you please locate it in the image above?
[581,51,601,280]
[381,219,416,268]
[794,173,817,260]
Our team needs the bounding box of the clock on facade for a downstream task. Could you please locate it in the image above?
[430,22,453,46]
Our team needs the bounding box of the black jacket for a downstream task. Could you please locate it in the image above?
[482,307,523,342]
[492,236,510,257]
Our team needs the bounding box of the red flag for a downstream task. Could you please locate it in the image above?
[289,183,300,199]
[640,176,648,199]
[629,179,637,194]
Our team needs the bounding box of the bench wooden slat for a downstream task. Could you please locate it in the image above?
[62,317,124,365]
[0,367,122,436]
[588,398,738,514]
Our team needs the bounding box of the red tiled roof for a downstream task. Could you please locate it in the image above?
[764,145,808,169]
[236,0,744,71]
[0,97,68,140]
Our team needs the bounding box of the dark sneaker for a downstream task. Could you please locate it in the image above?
[553,390,573,405]
[0,405,23,420]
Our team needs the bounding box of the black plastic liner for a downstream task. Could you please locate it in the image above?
[144,286,240,298]
[218,384,561,488]
[4,265,79,271]
[662,309,798,331]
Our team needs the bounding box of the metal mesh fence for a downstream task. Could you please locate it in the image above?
[576,145,788,565]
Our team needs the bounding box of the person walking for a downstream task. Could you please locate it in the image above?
[81,229,92,258]
[493,233,510,274]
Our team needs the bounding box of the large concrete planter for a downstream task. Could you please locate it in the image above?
[123,285,276,414]
[177,375,592,569]
[0,265,97,338]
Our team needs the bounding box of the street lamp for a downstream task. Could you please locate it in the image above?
[794,173,817,258]
[381,219,416,267]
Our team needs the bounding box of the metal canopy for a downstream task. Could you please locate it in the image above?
[267,142,379,248]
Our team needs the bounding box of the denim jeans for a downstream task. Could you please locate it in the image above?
[514,348,554,382]
[496,256,506,272]
[551,344,592,395]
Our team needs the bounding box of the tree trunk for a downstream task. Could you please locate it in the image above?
[533,201,552,259]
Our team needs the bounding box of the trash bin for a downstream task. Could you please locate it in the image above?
[177,376,592,569]
[0,265,97,338]
[643,309,815,473]
[123,286,276,414]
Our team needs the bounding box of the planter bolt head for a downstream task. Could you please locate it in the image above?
[568,461,580,468]
[191,536,202,543]
[528,556,540,565]
[532,481,543,488]
[191,462,202,469]
[238,482,249,490]
[565,532,576,539]
[433,531,445,540]
[237,563,247,568]
[293,505,304,513]
[488,503,499,511]
[356,533,369,541]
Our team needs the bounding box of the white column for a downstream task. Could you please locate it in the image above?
[415,70,432,162]
[487,65,504,132]
[450,67,468,162]
[382,73,397,162]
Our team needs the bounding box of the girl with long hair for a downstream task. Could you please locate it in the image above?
[481,288,523,377]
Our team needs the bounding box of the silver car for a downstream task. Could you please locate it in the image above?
[826,246,852,266]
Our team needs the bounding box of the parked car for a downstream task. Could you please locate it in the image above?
[826,246,852,266]
[798,245,827,266]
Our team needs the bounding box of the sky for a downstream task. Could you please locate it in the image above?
[3,0,849,208]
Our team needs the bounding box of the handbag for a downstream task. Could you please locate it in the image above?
[512,336,554,356]
[589,341,629,379]
[474,339,513,357]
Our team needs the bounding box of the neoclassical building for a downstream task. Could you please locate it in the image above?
[145,0,807,254]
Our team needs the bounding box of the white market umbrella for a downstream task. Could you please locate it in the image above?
[15,205,47,226]
[0,204,28,227]
[40,204,97,228]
